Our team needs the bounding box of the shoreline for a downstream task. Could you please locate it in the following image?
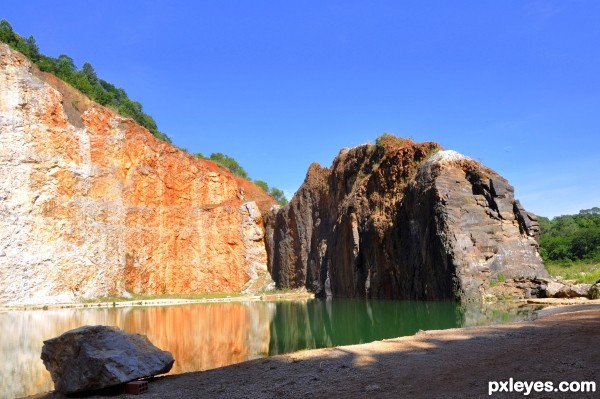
[25,301,600,398]
[0,292,315,312]
[3,293,598,313]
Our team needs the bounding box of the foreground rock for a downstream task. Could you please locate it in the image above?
[0,43,274,305]
[41,325,174,394]
[266,137,548,301]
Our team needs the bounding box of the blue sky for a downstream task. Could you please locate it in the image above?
[3,1,599,218]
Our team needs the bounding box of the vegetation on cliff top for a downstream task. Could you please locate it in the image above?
[0,20,170,143]
[539,207,600,283]
[195,152,288,205]
[375,132,410,147]
[1,19,287,205]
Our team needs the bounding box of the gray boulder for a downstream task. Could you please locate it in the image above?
[543,281,566,297]
[41,325,174,394]
[557,283,593,298]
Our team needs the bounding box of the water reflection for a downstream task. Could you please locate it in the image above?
[0,299,539,398]
[268,299,464,354]
[0,302,276,398]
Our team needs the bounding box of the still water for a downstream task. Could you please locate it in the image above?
[0,299,538,398]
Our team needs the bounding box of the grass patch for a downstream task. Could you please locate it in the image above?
[545,260,600,284]
[425,145,441,160]
[375,132,409,148]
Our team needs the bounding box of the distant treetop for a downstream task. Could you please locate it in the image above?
[539,207,600,263]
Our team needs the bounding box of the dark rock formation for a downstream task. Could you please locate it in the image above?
[41,325,174,394]
[265,137,549,302]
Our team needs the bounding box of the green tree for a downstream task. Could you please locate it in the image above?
[269,187,288,206]
[571,228,600,260]
[36,54,58,73]
[0,19,16,46]
[209,153,249,179]
[539,208,600,262]
[580,207,600,216]
[254,180,269,193]
[24,35,40,62]
[82,62,97,85]
[56,54,76,78]
[71,70,95,97]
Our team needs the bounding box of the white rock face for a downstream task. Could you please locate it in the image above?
[0,44,128,305]
[0,43,272,305]
[425,149,472,164]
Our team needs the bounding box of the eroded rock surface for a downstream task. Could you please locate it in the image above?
[0,43,273,305]
[41,325,174,394]
[266,137,548,301]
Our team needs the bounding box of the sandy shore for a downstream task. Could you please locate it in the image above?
[31,302,600,399]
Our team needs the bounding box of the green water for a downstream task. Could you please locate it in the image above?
[268,299,536,354]
[0,299,539,397]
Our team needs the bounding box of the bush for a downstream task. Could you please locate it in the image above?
[375,132,408,147]
[269,187,288,206]
[254,180,269,192]
[209,153,249,179]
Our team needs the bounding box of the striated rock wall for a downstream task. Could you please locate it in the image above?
[0,43,273,305]
[266,137,548,301]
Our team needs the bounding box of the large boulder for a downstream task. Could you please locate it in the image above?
[556,283,593,298]
[543,281,566,297]
[41,325,174,394]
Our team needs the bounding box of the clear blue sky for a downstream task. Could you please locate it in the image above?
[3,1,599,218]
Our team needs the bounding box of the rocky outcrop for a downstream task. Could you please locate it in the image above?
[41,325,174,394]
[266,136,548,301]
[0,43,273,305]
[536,277,594,299]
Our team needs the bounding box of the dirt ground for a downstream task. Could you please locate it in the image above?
[32,304,600,399]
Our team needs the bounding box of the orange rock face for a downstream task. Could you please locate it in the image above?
[0,44,274,305]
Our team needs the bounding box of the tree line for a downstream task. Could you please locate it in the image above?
[0,19,170,142]
[539,207,600,263]
[1,19,287,205]
[195,152,288,205]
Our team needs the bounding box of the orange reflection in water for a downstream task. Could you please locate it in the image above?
[0,302,275,398]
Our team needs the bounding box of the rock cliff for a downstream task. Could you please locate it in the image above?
[0,43,273,305]
[265,136,548,301]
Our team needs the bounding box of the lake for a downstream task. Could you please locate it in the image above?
[0,299,539,398]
